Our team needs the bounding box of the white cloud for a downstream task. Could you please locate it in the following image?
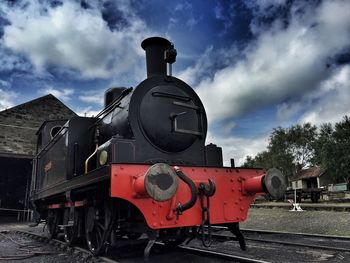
[174,2,192,12]
[186,17,197,28]
[222,66,350,165]
[219,121,236,135]
[206,130,269,166]
[177,45,239,87]
[300,65,350,125]
[255,0,288,8]
[214,2,233,33]
[39,87,74,101]
[0,88,17,111]
[78,89,104,106]
[0,79,10,88]
[180,0,350,164]
[187,0,350,123]
[277,102,302,121]
[2,1,152,79]
[177,47,214,86]
[0,47,33,72]
[168,1,197,30]
[75,106,101,117]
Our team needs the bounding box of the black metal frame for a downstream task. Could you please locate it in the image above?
[30,165,110,201]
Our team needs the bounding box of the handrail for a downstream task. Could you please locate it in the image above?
[85,143,98,174]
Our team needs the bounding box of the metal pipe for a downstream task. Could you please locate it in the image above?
[134,175,147,196]
[173,166,197,214]
[85,143,98,174]
[242,168,286,199]
[243,176,264,194]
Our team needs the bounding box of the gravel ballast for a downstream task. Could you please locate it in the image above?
[241,207,350,236]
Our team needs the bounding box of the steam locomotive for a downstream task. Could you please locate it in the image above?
[30,37,286,259]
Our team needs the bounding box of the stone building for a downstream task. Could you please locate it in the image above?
[0,94,76,219]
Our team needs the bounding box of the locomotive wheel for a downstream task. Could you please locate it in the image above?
[85,200,113,255]
[64,209,81,245]
[46,210,60,239]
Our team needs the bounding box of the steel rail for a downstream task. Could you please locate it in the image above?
[11,230,118,263]
[11,230,269,263]
[13,227,350,262]
[177,245,272,263]
[241,228,350,240]
[212,226,350,240]
[244,236,350,252]
[251,203,350,212]
[209,227,350,253]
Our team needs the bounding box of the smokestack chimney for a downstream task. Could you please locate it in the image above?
[141,37,174,77]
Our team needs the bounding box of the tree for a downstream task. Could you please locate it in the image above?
[333,116,350,183]
[286,123,317,171]
[314,116,350,183]
[243,123,317,180]
[243,127,295,179]
[243,151,273,169]
[243,155,255,168]
[267,127,295,179]
[312,123,333,167]
[243,116,350,183]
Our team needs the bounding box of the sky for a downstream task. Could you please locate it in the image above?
[0,0,350,165]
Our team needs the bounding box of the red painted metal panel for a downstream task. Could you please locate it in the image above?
[65,201,86,208]
[48,204,61,209]
[110,164,264,229]
[48,201,86,209]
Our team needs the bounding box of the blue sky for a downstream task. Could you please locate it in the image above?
[1,0,350,165]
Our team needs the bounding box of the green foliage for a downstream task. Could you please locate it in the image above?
[243,116,350,183]
[287,123,317,170]
[313,116,350,183]
[312,123,334,168]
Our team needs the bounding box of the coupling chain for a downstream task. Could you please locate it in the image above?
[198,179,216,247]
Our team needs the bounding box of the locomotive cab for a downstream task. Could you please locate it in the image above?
[35,120,67,153]
[31,117,98,197]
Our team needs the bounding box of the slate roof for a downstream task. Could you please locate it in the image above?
[0,94,77,156]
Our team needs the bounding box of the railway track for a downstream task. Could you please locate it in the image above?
[209,226,350,252]
[2,226,350,263]
[181,226,350,263]
[241,228,350,240]
[251,203,350,211]
[176,245,271,263]
[9,230,109,262]
[1,229,272,263]
[242,230,350,252]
